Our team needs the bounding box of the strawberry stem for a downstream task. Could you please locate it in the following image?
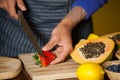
[35,48,45,57]
[33,52,42,67]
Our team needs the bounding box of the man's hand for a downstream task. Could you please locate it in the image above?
[42,24,73,64]
[0,0,26,19]
[42,7,87,64]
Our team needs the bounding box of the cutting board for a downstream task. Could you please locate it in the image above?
[19,53,79,80]
[0,57,22,79]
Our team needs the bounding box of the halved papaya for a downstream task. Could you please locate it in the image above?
[70,38,115,64]
[87,33,100,40]
[101,32,120,44]
[75,33,100,49]
[101,32,120,50]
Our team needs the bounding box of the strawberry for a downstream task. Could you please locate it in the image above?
[42,51,56,62]
[33,50,56,67]
[38,54,50,67]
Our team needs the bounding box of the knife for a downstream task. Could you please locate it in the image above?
[18,11,44,56]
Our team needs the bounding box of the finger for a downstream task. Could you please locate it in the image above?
[0,0,3,8]
[42,36,58,51]
[17,0,26,11]
[7,0,18,19]
[51,47,62,57]
[50,45,73,64]
[0,0,8,11]
[50,51,68,64]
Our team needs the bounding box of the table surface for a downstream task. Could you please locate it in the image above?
[8,69,78,80]
[7,68,110,80]
[5,55,110,80]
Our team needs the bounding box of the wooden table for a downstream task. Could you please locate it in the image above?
[2,55,78,80]
[5,54,110,80]
[8,69,78,80]
[18,54,79,80]
[8,68,110,80]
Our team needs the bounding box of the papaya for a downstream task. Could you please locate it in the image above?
[101,32,120,44]
[101,32,120,50]
[115,50,120,60]
[75,33,100,49]
[87,33,100,40]
[70,38,115,64]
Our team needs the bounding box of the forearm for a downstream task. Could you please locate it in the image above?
[72,0,108,19]
[58,6,86,32]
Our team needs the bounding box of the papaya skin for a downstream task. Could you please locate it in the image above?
[101,32,120,38]
[115,50,120,60]
[101,32,120,44]
[87,33,100,40]
[101,32,120,51]
[70,38,115,64]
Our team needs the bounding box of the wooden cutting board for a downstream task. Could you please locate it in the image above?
[0,57,22,79]
[19,53,79,80]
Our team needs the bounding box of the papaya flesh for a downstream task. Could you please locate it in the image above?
[75,33,100,49]
[70,38,115,64]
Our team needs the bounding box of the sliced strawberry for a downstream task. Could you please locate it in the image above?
[42,51,56,62]
[38,54,50,67]
[33,50,56,67]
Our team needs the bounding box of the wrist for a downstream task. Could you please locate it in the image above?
[59,6,86,31]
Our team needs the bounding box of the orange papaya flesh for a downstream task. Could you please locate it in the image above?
[70,38,115,64]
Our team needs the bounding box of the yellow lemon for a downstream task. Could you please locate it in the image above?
[76,62,104,80]
[87,33,99,40]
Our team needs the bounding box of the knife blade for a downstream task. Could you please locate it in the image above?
[18,11,44,56]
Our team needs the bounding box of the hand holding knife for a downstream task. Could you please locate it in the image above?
[18,10,44,56]
[18,10,56,67]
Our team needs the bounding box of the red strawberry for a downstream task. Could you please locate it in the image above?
[38,54,50,67]
[42,51,56,62]
[33,51,56,67]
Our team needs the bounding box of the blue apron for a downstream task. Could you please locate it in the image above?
[0,0,93,57]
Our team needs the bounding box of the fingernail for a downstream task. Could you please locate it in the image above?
[50,61,55,65]
[42,46,47,51]
[20,6,27,11]
[22,7,27,11]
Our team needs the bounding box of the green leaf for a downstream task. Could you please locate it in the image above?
[33,53,39,60]
[36,59,42,67]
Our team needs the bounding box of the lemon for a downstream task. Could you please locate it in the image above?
[87,33,99,40]
[76,62,104,80]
